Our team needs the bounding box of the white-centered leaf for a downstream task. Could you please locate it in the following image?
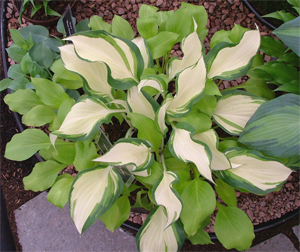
[167,57,206,117]
[138,77,165,94]
[60,44,112,98]
[93,138,153,171]
[153,171,182,229]
[169,31,203,80]
[67,32,141,82]
[132,36,152,69]
[55,97,125,140]
[207,29,260,79]
[70,165,123,233]
[127,85,156,120]
[169,126,213,182]
[136,205,185,252]
[193,129,231,171]
[226,151,292,191]
[155,99,171,135]
[213,92,265,135]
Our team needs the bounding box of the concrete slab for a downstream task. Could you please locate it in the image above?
[15,192,138,252]
[247,233,297,252]
[293,226,300,240]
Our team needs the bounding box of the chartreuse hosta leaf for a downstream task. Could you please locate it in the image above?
[47,174,74,208]
[31,78,69,110]
[239,93,300,159]
[23,160,66,191]
[215,202,254,251]
[193,129,231,171]
[136,205,185,252]
[153,171,182,229]
[5,129,51,161]
[73,141,98,172]
[213,91,265,135]
[66,30,144,88]
[169,124,213,183]
[167,56,206,117]
[54,97,126,141]
[4,89,43,114]
[218,148,293,195]
[168,30,203,80]
[69,165,123,233]
[180,178,216,236]
[59,44,113,98]
[207,29,260,80]
[93,138,154,172]
[22,105,56,127]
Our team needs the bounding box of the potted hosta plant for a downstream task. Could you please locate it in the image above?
[4,3,299,251]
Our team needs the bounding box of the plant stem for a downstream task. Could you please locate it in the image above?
[125,127,135,138]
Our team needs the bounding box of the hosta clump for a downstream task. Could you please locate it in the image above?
[4,3,299,252]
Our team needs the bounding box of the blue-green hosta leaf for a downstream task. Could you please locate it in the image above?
[47,174,74,208]
[207,29,260,79]
[22,105,56,127]
[5,129,51,161]
[66,31,144,87]
[132,37,153,69]
[127,86,156,120]
[31,78,69,110]
[4,89,43,114]
[168,31,203,81]
[215,203,254,251]
[180,178,216,236]
[169,124,213,183]
[167,56,206,117]
[54,97,126,141]
[193,129,231,171]
[213,91,265,135]
[69,165,123,233]
[99,196,131,232]
[136,205,185,252]
[239,93,300,158]
[129,112,162,153]
[218,148,293,194]
[60,44,112,98]
[273,16,300,56]
[93,138,154,171]
[23,160,66,191]
[153,171,182,229]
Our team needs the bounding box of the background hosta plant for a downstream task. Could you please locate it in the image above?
[4,3,299,252]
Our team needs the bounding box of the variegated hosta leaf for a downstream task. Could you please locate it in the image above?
[213,91,265,135]
[138,75,167,95]
[69,165,123,233]
[193,129,231,171]
[132,36,152,69]
[168,31,203,80]
[136,205,185,252]
[54,97,126,140]
[167,56,206,117]
[93,138,154,171]
[60,44,113,98]
[218,149,293,194]
[127,85,156,120]
[155,99,172,135]
[66,31,144,87]
[153,171,182,229]
[169,124,213,182]
[207,29,260,79]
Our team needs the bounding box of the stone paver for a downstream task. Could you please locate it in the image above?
[15,192,138,252]
[293,226,300,240]
[247,233,298,252]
